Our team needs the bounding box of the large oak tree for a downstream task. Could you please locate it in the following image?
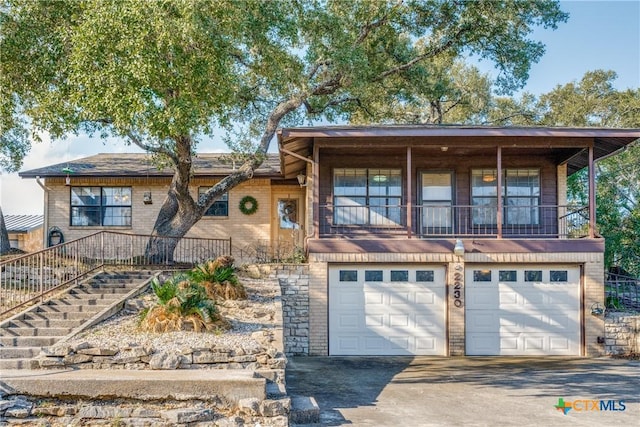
[1,0,567,260]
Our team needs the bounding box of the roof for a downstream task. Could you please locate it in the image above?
[19,153,282,178]
[277,125,640,178]
[4,215,44,232]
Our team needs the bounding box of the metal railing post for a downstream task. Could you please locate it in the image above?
[39,251,44,303]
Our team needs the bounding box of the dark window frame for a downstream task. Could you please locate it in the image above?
[471,168,541,226]
[70,186,132,227]
[332,168,403,226]
[198,187,229,217]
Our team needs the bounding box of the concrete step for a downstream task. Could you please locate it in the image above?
[8,318,84,329]
[0,347,40,359]
[37,302,103,312]
[0,336,63,347]
[1,369,266,404]
[26,310,89,320]
[0,326,73,337]
[66,288,128,300]
[289,396,320,425]
[51,296,117,306]
[73,286,137,294]
[0,359,38,370]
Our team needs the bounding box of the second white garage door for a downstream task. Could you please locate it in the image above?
[466,265,581,356]
[329,265,446,356]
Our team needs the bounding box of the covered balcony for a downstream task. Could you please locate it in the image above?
[318,203,589,239]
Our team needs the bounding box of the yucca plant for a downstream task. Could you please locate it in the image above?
[188,256,246,300]
[140,274,228,332]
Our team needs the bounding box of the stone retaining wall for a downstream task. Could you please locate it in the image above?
[605,312,640,355]
[34,329,286,379]
[269,264,310,356]
[0,395,289,426]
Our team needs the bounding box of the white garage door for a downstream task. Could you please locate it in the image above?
[466,265,581,356]
[329,265,446,356]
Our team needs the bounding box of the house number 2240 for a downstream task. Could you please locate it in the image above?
[453,271,463,307]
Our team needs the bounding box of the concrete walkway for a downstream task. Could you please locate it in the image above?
[1,368,265,404]
[286,356,640,427]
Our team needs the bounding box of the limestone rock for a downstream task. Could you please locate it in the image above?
[78,405,132,419]
[162,408,214,423]
[77,347,118,356]
[192,350,229,364]
[237,397,260,416]
[63,353,94,364]
[260,398,290,417]
[149,352,181,370]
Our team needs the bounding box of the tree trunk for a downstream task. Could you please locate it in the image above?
[143,98,304,264]
[0,206,11,255]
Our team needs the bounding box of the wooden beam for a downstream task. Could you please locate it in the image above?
[496,146,503,239]
[407,146,412,238]
[588,144,596,238]
[313,143,320,240]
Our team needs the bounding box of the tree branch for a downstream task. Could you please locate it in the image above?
[127,132,178,163]
[374,26,471,82]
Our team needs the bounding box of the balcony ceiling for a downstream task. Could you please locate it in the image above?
[277,126,640,178]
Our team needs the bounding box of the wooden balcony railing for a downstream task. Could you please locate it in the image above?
[0,231,231,317]
[318,204,589,238]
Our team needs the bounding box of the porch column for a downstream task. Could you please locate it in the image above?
[496,146,503,239]
[406,146,412,238]
[313,143,320,239]
[588,144,596,238]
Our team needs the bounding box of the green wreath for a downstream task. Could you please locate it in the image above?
[239,195,259,215]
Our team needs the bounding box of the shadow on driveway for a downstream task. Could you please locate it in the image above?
[286,357,640,426]
[286,356,413,425]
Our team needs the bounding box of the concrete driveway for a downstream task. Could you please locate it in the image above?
[286,357,640,426]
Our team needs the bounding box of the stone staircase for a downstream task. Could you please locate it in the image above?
[0,270,157,370]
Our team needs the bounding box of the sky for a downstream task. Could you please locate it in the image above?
[1,0,639,216]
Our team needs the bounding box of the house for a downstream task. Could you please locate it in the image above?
[18,153,305,261]
[19,126,640,357]
[3,215,44,252]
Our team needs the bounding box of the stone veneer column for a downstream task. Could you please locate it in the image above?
[277,265,310,356]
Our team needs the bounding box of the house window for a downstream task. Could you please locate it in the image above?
[198,187,228,217]
[71,187,131,226]
[471,169,540,225]
[333,168,402,226]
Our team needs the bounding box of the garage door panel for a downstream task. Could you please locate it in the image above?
[467,312,498,332]
[389,336,411,351]
[416,337,437,351]
[415,313,438,328]
[466,265,580,356]
[363,336,385,351]
[415,291,436,304]
[365,314,384,327]
[467,291,499,309]
[330,265,445,356]
[467,333,500,354]
[337,314,360,328]
[499,290,519,306]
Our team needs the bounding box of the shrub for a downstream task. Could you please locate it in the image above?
[188,256,247,300]
[140,274,228,333]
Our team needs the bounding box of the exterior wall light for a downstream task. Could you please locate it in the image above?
[453,239,465,256]
[297,173,307,187]
[590,302,604,316]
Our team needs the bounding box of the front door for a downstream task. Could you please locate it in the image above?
[420,172,453,235]
[271,188,305,260]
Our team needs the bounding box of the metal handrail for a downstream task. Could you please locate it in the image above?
[0,231,231,317]
[318,203,589,238]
